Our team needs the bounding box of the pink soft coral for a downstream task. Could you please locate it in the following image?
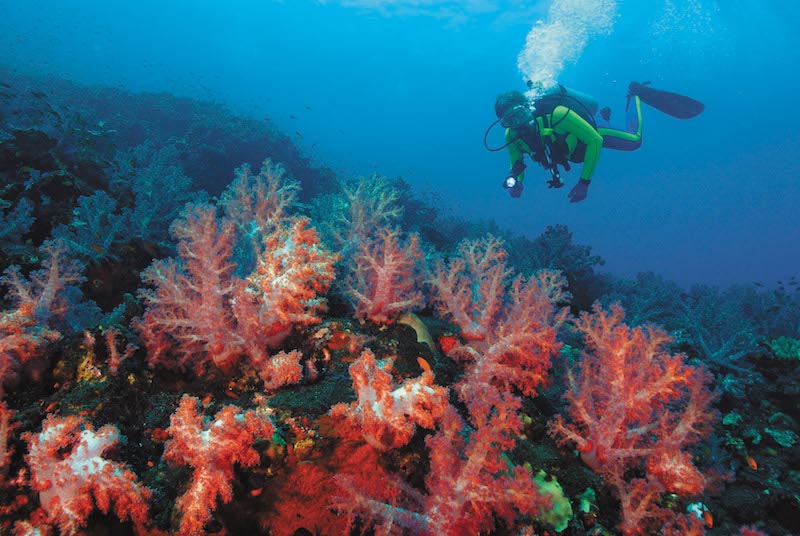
[549,303,717,534]
[0,402,14,483]
[344,227,425,324]
[136,203,242,374]
[335,394,552,536]
[25,414,150,535]
[135,202,335,387]
[236,217,337,347]
[430,236,569,400]
[328,236,569,534]
[0,241,83,394]
[163,395,274,536]
[428,235,511,341]
[330,348,448,450]
[219,159,298,247]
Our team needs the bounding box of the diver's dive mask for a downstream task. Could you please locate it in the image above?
[485,90,534,152]
[500,104,533,129]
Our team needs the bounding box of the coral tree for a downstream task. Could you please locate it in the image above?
[549,303,717,534]
[330,348,449,451]
[162,395,275,536]
[330,236,570,535]
[24,414,150,535]
[0,241,85,395]
[344,226,426,324]
[135,161,336,386]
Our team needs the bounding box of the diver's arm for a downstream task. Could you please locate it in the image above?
[505,129,526,183]
[551,106,603,181]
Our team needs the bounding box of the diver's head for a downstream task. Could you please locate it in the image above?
[494,91,532,129]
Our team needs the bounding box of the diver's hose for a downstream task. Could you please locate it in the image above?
[483,117,519,152]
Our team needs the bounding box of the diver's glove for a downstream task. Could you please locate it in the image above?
[502,175,524,198]
[567,179,590,203]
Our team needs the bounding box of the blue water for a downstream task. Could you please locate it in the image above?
[1,0,797,287]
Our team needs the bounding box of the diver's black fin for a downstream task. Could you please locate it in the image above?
[629,82,705,119]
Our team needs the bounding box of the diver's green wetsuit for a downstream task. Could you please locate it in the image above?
[505,95,643,186]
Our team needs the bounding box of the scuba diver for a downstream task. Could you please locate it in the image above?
[486,81,705,202]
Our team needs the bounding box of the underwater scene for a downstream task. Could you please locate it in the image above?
[0,0,798,535]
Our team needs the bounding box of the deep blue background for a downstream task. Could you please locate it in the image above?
[1,0,797,287]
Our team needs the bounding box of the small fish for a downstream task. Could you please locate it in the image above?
[295,131,303,139]
[753,282,764,287]
[289,114,297,119]
[44,104,61,120]
[0,82,10,88]
[745,456,758,470]
[90,245,105,255]
[249,487,263,497]
[417,357,432,373]
[702,509,713,529]
[305,105,312,110]
[31,90,46,98]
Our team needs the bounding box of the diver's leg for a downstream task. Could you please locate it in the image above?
[597,95,642,151]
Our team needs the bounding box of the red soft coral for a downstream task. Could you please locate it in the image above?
[422,401,550,535]
[430,236,569,402]
[344,227,425,324]
[331,349,553,535]
[549,303,717,534]
[0,240,83,394]
[136,203,335,388]
[330,348,449,451]
[429,235,511,341]
[25,414,150,535]
[236,216,337,348]
[136,203,244,374]
[336,399,551,536]
[0,402,14,483]
[163,395,274,536]
[219,159,298,249]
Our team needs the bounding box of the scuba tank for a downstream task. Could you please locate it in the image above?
[533,84,599,128]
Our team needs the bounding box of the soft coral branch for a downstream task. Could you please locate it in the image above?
[135,201,335,386]
[0,240,84,394]
[429,235,511,341]
[163,395,275,536]
[237,217,337,347]
[330,349,448,451]
[25,414,150,536]
[345,227,425,324]
[431,237,569,401]
[333,342,560,534]
[549,303,717,534]
[136,203,244,374]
